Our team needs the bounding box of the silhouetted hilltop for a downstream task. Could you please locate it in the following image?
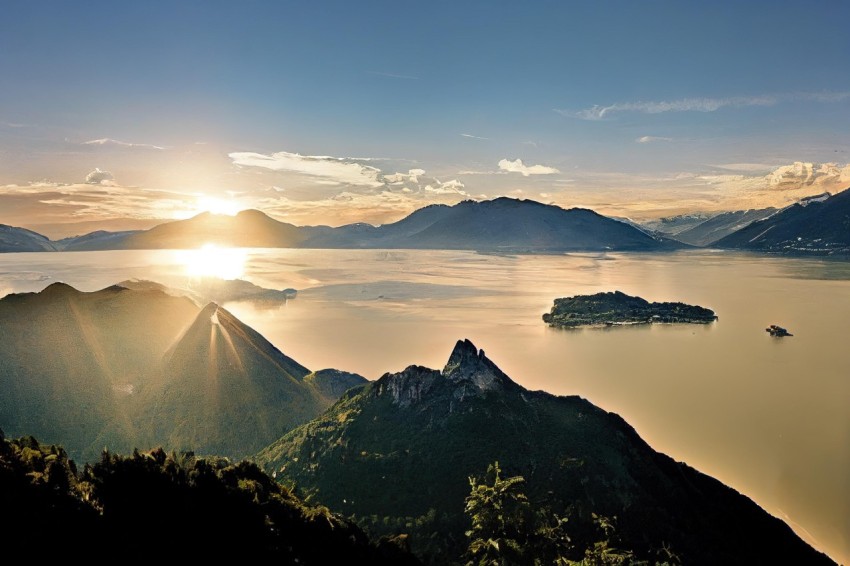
[305,198,680,251]
[123,209,309,249]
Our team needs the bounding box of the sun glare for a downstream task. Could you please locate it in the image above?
[176,244,247,280]
[196,196,243,216]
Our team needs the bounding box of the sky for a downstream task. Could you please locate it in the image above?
[2,0,850,237]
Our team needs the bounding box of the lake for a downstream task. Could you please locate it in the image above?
[0,248,847,563]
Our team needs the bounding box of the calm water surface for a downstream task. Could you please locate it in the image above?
[0,249,847,563]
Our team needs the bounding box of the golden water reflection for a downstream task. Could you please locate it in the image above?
[174,244,247,280]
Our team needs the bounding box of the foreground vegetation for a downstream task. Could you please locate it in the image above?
[0,430,416,563]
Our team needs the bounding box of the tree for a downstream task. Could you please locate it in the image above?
[464,461,533,565]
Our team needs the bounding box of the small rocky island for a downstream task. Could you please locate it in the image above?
[766,324,793,337]
[543,290,718,328]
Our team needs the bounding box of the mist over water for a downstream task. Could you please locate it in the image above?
[0,248,847,563]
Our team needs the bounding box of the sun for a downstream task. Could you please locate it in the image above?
[175,244,247,280]
[196,196,243,216]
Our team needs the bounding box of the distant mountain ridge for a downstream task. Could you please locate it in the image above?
[715,189,850,254]
[2,198,682,252]
[0,224,57,252]
[670,207,778,246]
[256,339,834,565]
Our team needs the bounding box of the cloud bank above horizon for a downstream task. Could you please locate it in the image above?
[2,142,848,239]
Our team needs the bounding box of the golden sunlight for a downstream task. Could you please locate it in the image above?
[175,244,247,280]
[196,196,243,216]
[171,196,245,220]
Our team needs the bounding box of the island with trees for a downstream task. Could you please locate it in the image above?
[543,290,717,328]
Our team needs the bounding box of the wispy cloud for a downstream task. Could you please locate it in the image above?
[566,91,850,120]
[2,121,37,129]
[498,158,560,176]
[0,181,202,232]
[230,151,385,188]
[83,138,166,150]
[636,136,673,144]
[570,96,777,120]
[460,133,489,140]
[229,150,467,205]
[367,70,420,80]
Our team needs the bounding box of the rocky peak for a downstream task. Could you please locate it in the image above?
[374,339,515,407]
[442,339,511,393]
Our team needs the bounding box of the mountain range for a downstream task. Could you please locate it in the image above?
[715,190,850,254]
[256,339,834,565]
[4,191,849,254]
[662,207,778,246]
[0,283,365,460]
[3,198,681,253]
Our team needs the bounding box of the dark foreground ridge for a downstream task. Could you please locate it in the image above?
[0,433,418,564]
[543,290,718,328]
[256,339,832,565]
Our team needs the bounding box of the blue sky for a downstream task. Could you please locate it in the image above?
[2,1,850,235]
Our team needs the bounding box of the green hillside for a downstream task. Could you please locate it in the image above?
[256,339,834,565]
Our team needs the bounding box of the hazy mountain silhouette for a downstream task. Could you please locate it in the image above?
[0,283,199,459]
[57,229,142,251]
[256,339,834,565]
[0,283,364,461]
[0,224,56,252]
[716,190,850,254]
[304,198,680,251]
[671,207,778,246]
[135,303,350,458]
[117,278,296,305]
[122,209,309,249]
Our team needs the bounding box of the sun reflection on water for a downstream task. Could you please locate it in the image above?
[175,244,247,280]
